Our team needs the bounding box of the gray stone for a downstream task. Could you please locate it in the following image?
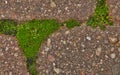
[110,53,116,59]
[53,67,61,74]
[96,47,102,56]
[112,64,120,75]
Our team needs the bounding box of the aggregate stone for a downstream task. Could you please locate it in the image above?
[0,34,29,75]
[36,25,120,75]
[0,0,97,22]
[107,0,120,24]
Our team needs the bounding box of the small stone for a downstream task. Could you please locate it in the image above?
[48,54,55,62]
[65,31,70,35]
[116,41,120,46]
[53,67,61,74]
[81,49,85,52]
[5,47,9,51]
[0,53,3,56]
[111,47,114,52]
[81,70,85,75]
[97,36,102,40]
[15,47,19,50]
[104,40,109,44]
[65,7,68,10]
[110,53,116,59]
[9,72,12,75]
[53,63,56,66]
[108,37,118,44]
[101,68,104,71]
[50,1,56,8]
[62,41,66,44]
[4,61,7,64]
[81,43,85,48]
[47,39,51,47]
[5,1,8,4]
[14,53,18,57]
[41,50,45,54]
[1,15,5,18]
[86,36,91,41]
[45,47,49,51]
[96,47,102,56]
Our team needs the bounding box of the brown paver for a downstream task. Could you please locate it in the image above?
[0,34,29,75]
[36,25,120,75]
[0,0,96,22]
[107,0,120,24]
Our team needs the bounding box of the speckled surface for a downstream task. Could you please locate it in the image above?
[36,25,120,75]
[0,34,29,75]
[107,0,120,24]
[0,0,96,22]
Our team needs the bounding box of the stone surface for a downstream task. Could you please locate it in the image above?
[0,34,29,75]
[112,64,120,75]
[0,0,96,22]
[36,25,120,75]
[107,0,120,24]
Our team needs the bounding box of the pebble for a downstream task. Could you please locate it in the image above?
[81,49,85,52]
[96,47,102,56]
[86,36,91,41]
[110,53,116,59]
[1,15,5,18]
[14,53,18,57]
[81,43,85,48]
[62,40,66,44]
[108,37,118,44]
[45,47,49,52]
[15,47,19,50]
[5,1,8,4]
[50,1,56,8]
[116,41,120,46]
[9,72,12,75]
[111,47,114,52]
[5,47,9,51]
[48,54,55,62]
[65,31,70,35]
[47,39,51,47]
[53,67,61,74]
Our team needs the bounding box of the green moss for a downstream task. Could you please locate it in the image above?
[63,19,80,29]
[27,57,37,75]
[0,19,17,35]
[87,0,113,30]
[16,19,60,75]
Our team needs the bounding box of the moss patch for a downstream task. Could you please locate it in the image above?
[0,19,17,35]
[16,19,60,75]
[63,19,80,29]
[87,0,113,30]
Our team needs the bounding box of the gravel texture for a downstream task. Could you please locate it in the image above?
[36,25,120,75]
[107,0,120,24]
[0,0,96,22]
[0,34,29,75]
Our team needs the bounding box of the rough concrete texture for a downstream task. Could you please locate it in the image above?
[0,34,29,75]
[36,25,120,75]
[107,0,120,24]
[0,0,96,22]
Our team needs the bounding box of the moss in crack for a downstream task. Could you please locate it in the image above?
[0,19,17,35]
[87,0,113,30]
[26,57,37,75]
[63,19,81,29]
[16,19,61,75]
